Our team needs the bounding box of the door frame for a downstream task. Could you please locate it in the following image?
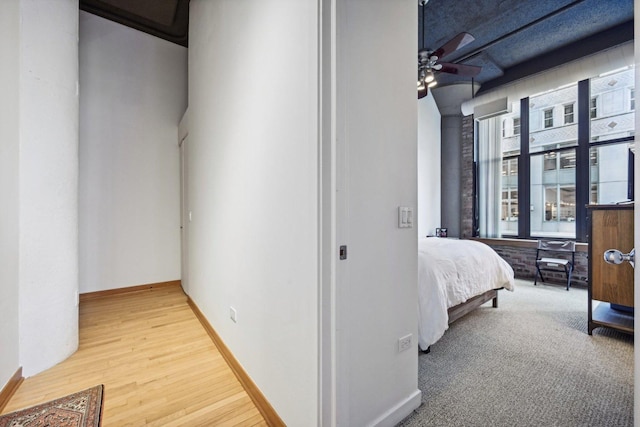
[178,111,189,295]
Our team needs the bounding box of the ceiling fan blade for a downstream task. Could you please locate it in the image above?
[438,62,482,77]
[431,32,475,60]
[418,86,428,99]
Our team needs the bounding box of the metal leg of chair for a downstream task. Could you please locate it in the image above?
[566,267,573,291]
[535,267,546,286]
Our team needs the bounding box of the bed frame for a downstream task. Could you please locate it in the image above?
[447,288,499,324]
[420,288,502,354]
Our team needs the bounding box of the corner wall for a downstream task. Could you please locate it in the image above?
[188,1,319,424]
[335,1,421,425]
[0,0,21,389]
[78,12,187,293]
[418,94,442,237]
[441,115,463,237]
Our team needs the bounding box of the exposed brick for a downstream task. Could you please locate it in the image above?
[484,243,588,288]
[460,115,475,239]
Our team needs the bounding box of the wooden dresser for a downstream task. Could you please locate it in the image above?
[587,203,634,335]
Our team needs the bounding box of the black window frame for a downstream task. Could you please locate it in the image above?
[474,78,634,243]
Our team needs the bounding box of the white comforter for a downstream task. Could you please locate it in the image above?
[418,238,515,350]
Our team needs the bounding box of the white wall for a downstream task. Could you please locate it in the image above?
[418,93,442,237]
[79,12,187,293]
[18,0,79,377]
[188,1,319,425]
[335,1,421,425]
[0,0,21,389]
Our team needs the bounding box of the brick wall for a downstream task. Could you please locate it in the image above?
[483,242,588,288]
[460,115,474,239]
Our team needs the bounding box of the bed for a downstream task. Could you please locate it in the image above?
[418,237,515,351]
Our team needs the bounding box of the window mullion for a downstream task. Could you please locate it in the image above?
[518,97,530,238]
[576,79,590,242]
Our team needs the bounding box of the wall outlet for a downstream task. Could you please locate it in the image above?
[398,334,412,352]
[230,307,237,323]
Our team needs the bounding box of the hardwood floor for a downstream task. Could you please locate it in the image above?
[1,284,268,426]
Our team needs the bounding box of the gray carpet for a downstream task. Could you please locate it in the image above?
[398,279,633,427]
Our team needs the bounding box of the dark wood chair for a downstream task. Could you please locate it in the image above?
[534,240,576,291]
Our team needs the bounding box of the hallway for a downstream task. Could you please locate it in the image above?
[1,284,266,426]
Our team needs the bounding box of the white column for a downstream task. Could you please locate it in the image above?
[18,0,79,376]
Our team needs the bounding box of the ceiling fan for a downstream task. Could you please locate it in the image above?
[417,4,481,99]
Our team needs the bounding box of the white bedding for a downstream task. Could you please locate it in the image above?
[418,238,515,350]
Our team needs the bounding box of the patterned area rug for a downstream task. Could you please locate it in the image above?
[0,385,103,427]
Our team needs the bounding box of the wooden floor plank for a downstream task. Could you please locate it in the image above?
[1,284,268,426]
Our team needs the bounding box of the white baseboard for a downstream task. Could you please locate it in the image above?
[370,389,422,427]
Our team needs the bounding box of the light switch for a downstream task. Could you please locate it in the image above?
[398,206,413,228]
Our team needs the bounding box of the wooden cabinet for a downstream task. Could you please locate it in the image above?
[587,204,634,335]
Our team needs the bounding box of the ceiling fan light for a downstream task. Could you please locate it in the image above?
[417,80,426,91]
[428,80,438,88]
[424,70,435,83]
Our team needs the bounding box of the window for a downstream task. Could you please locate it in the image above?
[544,108,554,128]
[502,119,506,137]
[564,103,574,124]
[500,158,519,235]
[590,68,635,142]
[531,149,576,237]
[558,186,576,221]
[501,189,518,221]
[544,152,557,171]
[476,66,635,241]
[560,151,575,169]
[544,187,575,221]
[530,84,578,153]
[590,97,598,117]
[542,151,575,171]
[544,187,558,221]
[477,102,521,238]
[589,142,634,204]
[507,158,518,175]
[590,184,598,204]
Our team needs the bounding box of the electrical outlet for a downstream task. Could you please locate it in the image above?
[230,307,237,323]
[398,334,412,352]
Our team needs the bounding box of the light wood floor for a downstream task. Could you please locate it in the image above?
[1,284,268,426]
